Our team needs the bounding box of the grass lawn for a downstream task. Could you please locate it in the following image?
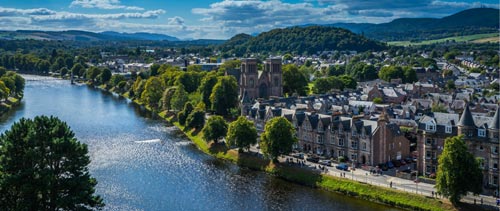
[388,33,498,46]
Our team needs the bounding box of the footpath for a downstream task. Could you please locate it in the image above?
[278,155,500,210]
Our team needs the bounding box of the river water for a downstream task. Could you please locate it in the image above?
[0,75,400,211]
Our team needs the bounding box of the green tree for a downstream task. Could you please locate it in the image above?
[109,74,126,87]
[431,104,448,113]
[260,117,297,161]
[199,72,218,109]
[226,116,258,152]
[372,97,383,104]
[0,77,15,96]
[282,64,308,96]
[0,116,104,210]
[161,87,176,111]
[378,66,403,82]
[171,85,188,111]
[99,68,112,84]
[186,109,205,129]
[86,66,101,83]
[402,67,417,83]
[446,80,456,91]
[210,76,238,116]
[149,63,160,77]
[0,81,10,100]
[202,115,228,143]
[140,77,164,109]
[70,63,85,77]
[436,135,482,205]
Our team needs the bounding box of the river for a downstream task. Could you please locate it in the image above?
[0,75,401,211]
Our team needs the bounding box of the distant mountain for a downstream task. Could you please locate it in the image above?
[221,26,385,56]
[0,30,180,41]
[330,8,499,41]
[100,31,179,41]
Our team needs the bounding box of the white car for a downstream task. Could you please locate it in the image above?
[318,160,332,166]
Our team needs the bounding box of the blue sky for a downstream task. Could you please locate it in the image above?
[0,0,497,39]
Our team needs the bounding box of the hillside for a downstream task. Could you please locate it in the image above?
[222,26,385,56]
[332,8,499,41]
[0,30,180,41]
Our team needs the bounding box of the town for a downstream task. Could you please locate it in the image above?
[0,2,498,211]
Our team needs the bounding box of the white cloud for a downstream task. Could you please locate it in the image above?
[30,10,165,22]
[70,0,144,11]
[0,7,56,16]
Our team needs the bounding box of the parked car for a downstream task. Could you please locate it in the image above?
[378,163,389,171]
[387,161,394,169]
[319,160,332,166]
[392,160,401,168]
[336,163,349,171]
[292,153,304,159]
[306,155,320,163]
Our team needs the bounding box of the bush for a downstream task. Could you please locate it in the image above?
[186,109,205,129]
[178,111,187,125]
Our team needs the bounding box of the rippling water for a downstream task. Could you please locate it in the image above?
[0,75,401,211]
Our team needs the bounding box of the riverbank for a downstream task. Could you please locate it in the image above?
[0,96,22,117]
[94,84,453,211]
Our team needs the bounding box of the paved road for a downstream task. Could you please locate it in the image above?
[278,155,500,209]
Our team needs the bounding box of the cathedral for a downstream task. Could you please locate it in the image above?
[239,58,283,102]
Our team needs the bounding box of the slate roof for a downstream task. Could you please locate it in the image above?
[458,106,475,127]
[490,106,500,130]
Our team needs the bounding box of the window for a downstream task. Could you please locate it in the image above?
[351,153,357,161]
[338,138,344,146]
[432,152,437,160]
[426,151,431,159]
[352,130,357,137]
[426,123,436,131]
[330,136,335,144]
[318,125,323,132]
[478,145,484,151]
[478,129,486,137]
[426,138,431,145]
[426,165,431,173]
[274,77,279,86]
[493,163,498,170]
[352,140,358,149]
[249,78,254,87]
[493,146,499,154]
[338,150,345,157]
[362,142,367,150]
[493,176,498,185]
[317,135,323,144]
[445,126,452,133]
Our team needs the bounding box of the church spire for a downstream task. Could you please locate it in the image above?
[489,105,500,130]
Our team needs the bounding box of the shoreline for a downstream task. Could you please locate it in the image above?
[31,76,453,211]
[92,84,454,211]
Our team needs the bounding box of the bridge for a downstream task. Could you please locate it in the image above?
[24,77,64,82]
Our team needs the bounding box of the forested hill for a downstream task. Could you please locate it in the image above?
[332,8,499,41]
[221,26,386,56]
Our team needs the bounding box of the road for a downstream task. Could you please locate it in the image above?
[277,154,500,210]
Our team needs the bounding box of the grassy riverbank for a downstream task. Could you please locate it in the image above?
[0,96,22,117]
[155,110,452,211]
[99,85,453,211]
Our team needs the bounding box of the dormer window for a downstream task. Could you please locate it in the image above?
[425,123,436,131]
[478,129,486,137]
[445,126,452,134]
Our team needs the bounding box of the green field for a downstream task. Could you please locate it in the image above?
[388,33,499,46]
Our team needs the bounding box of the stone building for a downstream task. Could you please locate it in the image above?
[417,106,500,194]
[239,58,283,101]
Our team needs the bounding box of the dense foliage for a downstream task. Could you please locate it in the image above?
[260,117,297,161]
[223,26,385,55]
[202,115,228,143]
[0,116,103,210]
[337,8,499,41]
[436,135,482,205]
[226,116,258,152]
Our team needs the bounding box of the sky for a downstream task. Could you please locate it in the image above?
[0,0,497,39]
